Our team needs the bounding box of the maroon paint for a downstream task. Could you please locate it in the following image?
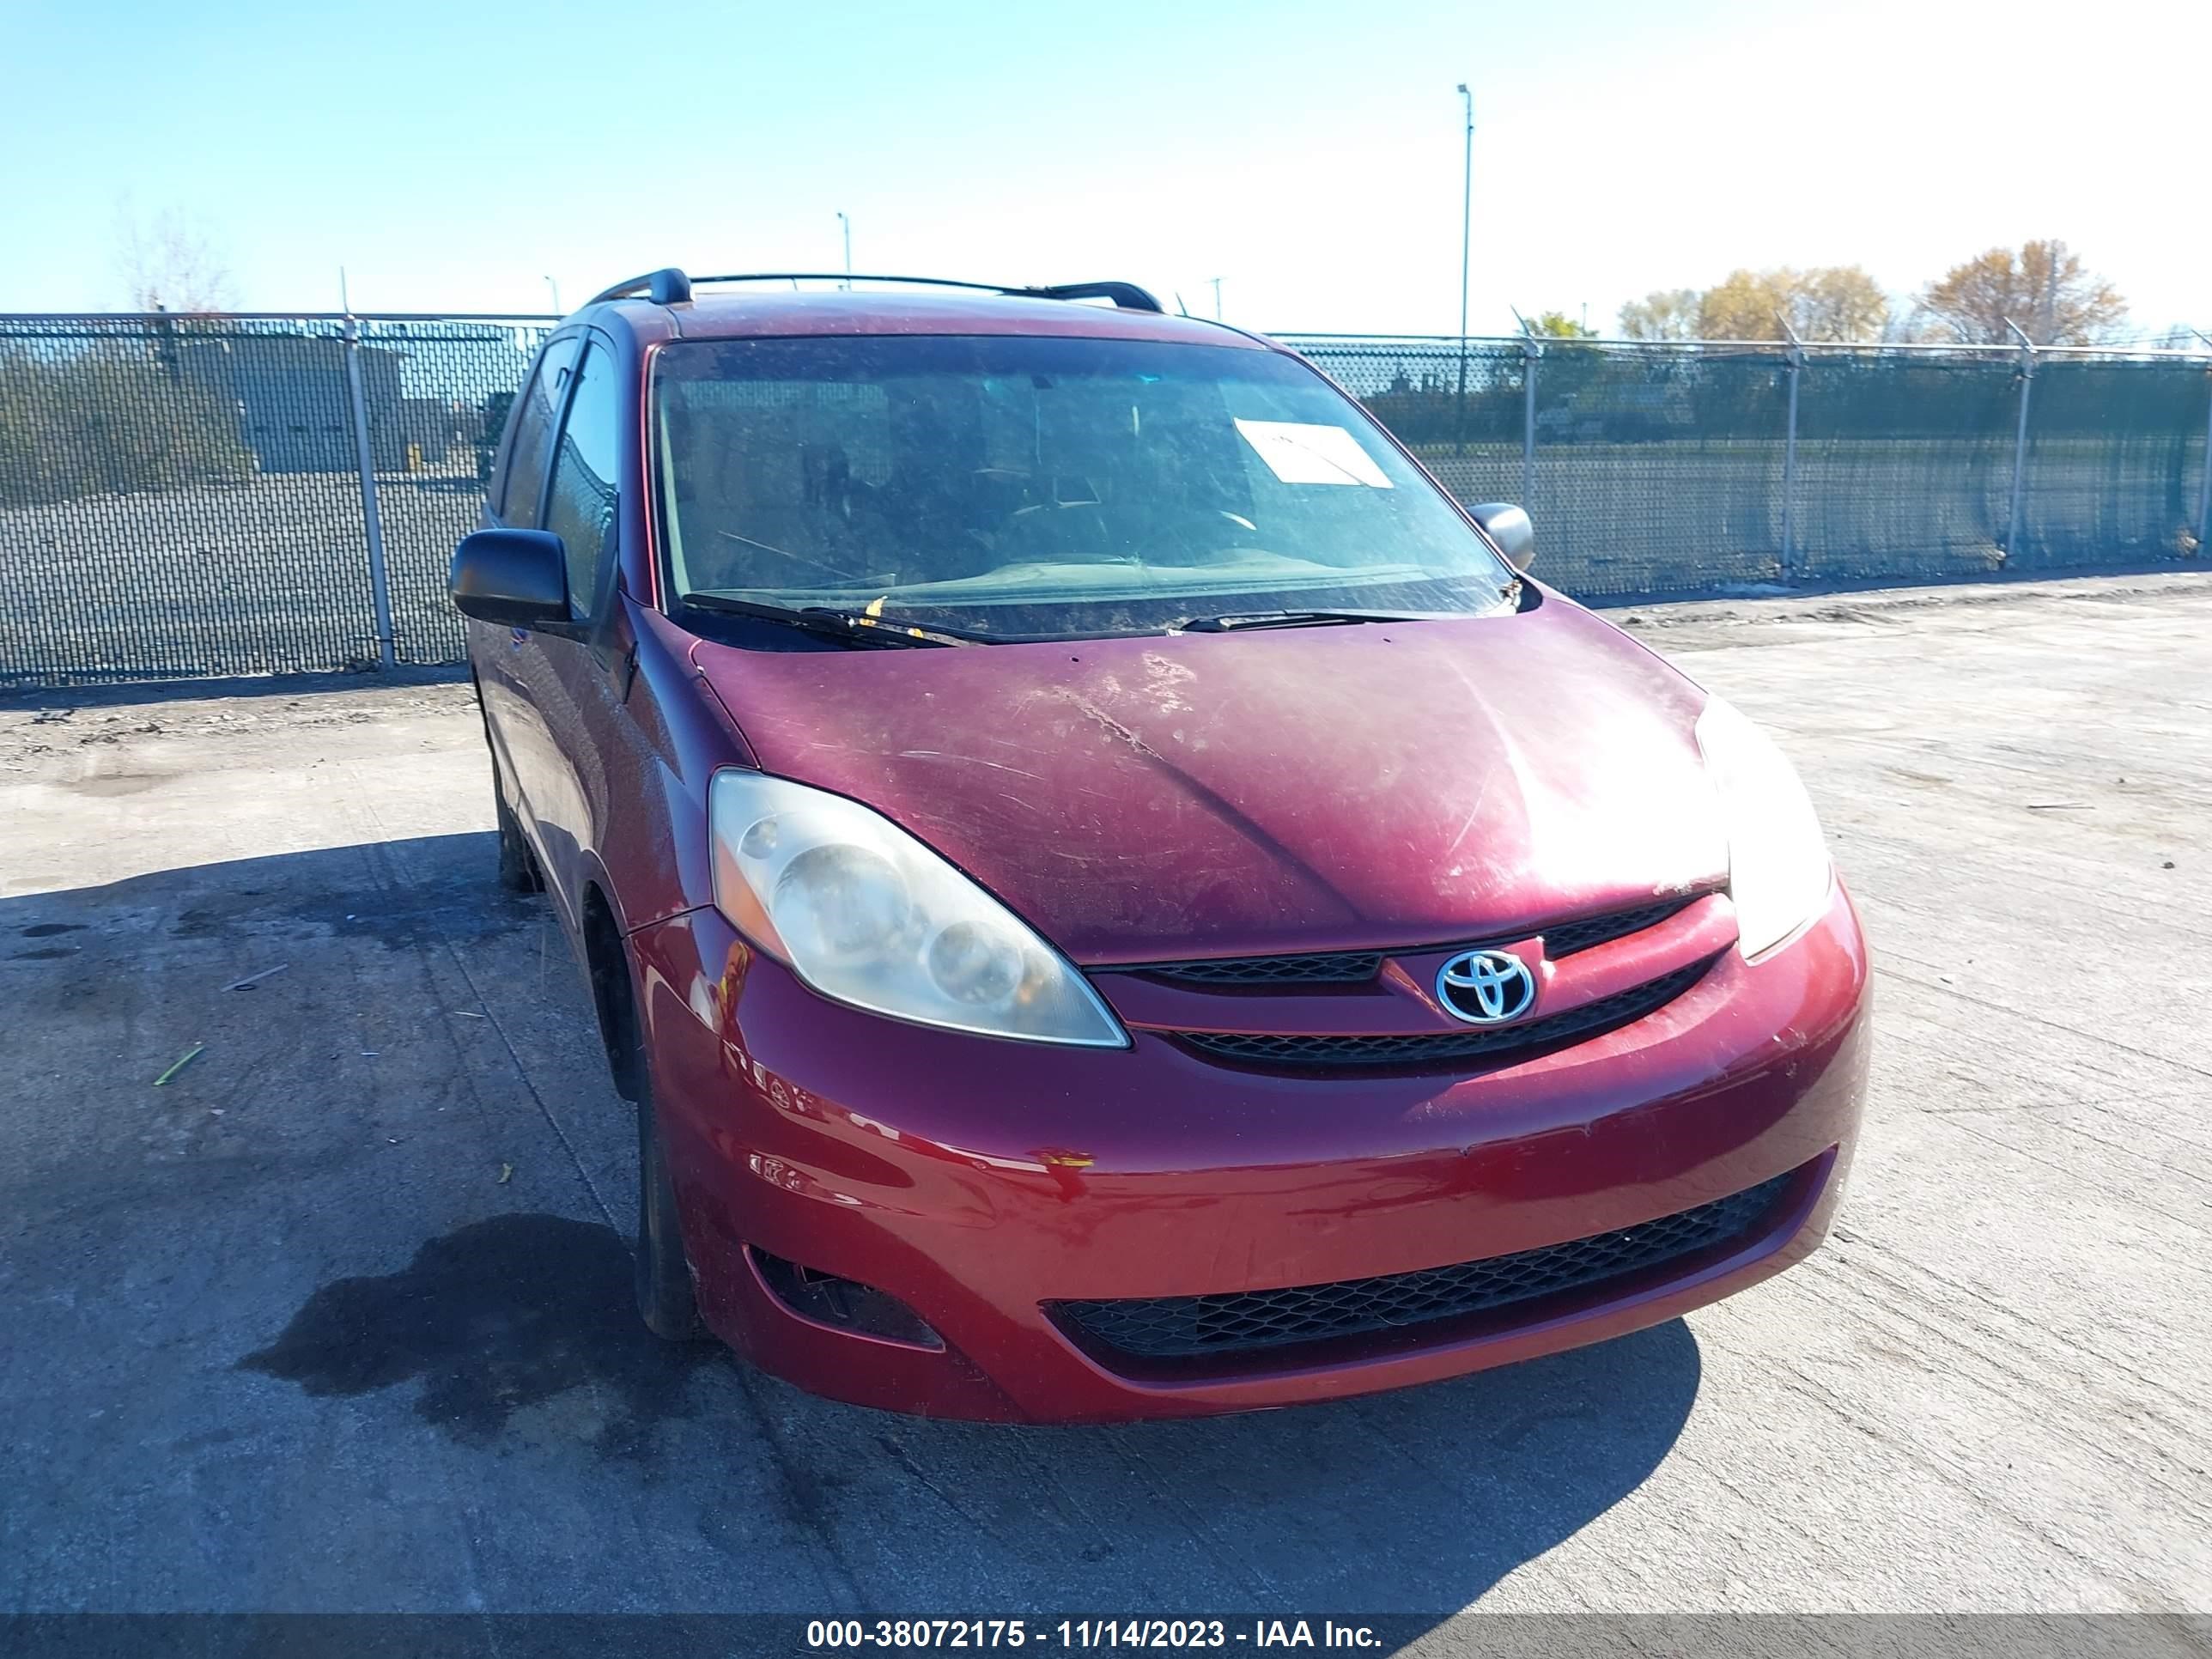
[469,287,1873,1422]
[690,593,1724,964]
[626,884,1866,1421]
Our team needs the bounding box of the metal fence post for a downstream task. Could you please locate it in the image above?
[1778,320,1805,581]
[2196,337,2212,557]
[342,316,398,671]
[1518,318,1540,508]
[2002,318,2037,562]
[1453,335,1469,458]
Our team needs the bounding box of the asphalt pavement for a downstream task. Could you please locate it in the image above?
[1,574,2206,1638]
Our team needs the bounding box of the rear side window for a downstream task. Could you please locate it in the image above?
[541,341,621,619]
[497,337,580,526]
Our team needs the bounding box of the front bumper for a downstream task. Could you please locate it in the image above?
[629,884,1871,1422]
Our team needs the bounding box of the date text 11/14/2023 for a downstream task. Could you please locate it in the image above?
[805,1620,1383,1649]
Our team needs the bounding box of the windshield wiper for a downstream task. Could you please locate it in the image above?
[1165,607,1454,634]
[680,592,988,648]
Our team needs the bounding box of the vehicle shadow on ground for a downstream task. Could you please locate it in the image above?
[2,832,1700,1616]
[238,1198,1701,1607]
[744,1311,1702,1611]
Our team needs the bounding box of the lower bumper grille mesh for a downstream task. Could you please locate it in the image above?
[1051,1169,1796,1361]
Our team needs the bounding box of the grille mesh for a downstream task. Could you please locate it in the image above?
[1132,895,1705,990]
[1143,950,1383,987]
[1544,895,1699,955]
[1176,956,1715,1071]
[1052,1170,1795,1361]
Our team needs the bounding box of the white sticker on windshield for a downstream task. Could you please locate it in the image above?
[1234,419,1394,488]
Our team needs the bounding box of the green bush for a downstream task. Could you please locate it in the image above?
[0,339,258,506]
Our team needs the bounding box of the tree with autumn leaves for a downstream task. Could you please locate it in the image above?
[1914,240,2126,346]
[1615,266,1890,342]
[1615,240,2128,345]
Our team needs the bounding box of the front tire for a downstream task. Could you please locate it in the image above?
[635,1084,703,1341]
[586,896,702,1342]
[475,677,542,895]
[494,776,542,894]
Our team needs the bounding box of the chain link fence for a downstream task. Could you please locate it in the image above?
[1,313,550,687]
[1291,334,2211,597]
[2,313,2206,689]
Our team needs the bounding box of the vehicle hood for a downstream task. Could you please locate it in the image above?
[690,594,1727,963]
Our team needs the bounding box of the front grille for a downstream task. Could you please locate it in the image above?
[1129,895,1706,990]
[1142,950,1382,988]
[1175,956,1716,1072]
[1544,895,1699,955]
[1052,1170,1795,1361]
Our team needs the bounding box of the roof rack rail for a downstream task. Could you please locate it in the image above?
[1011,281,1163,313]
[584,270,1164,313]
[586,268,696,307]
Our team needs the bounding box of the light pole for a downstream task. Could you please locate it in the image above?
[1208,276,1223,320]
[544,275,561,314]
[1455,82,1474,453]
[836,213,852,289]
[1456,84,1474,342]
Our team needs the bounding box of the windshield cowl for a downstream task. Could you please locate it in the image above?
[679,592,991,647]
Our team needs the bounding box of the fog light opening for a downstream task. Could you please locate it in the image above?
[749,1249,945,1350]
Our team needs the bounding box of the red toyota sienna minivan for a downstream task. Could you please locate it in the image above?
[450,270,1870,1423]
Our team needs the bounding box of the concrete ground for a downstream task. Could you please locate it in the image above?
[1,574,2207,1632]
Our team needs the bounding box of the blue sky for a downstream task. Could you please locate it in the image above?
[3,0,2202,337]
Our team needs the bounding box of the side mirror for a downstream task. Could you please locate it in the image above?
[450,528,568,628]
[1468,501,1534,569]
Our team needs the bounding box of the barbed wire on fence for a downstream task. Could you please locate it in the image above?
[2,314,2206,689]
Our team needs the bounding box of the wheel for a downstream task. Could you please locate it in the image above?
[475,675,543,895]
[635,1079,703,1341]
[493,769,543,894]
[589,915,702,1341]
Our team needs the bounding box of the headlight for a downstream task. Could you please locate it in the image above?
[1695,696,1833,959]
[708,771,1129,1047]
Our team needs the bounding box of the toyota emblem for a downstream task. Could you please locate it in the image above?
[1436,948,1537,1025]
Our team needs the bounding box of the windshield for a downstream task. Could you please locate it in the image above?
[653,333,1516,640]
